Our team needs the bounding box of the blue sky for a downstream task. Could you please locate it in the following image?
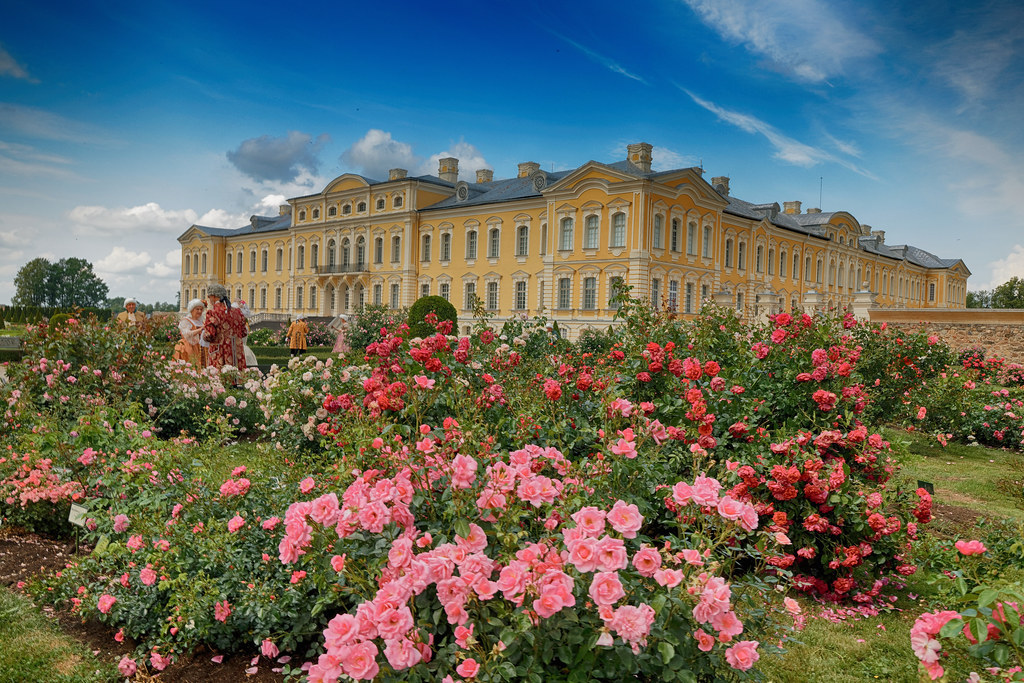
[2,0,1022,304]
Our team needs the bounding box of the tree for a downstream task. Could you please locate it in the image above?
[12,257,52,306]
[990,277,1024,309]
[966,290,991,308]
[46,258,109,308]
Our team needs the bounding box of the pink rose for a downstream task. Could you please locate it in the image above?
[112,514,130,533]
[456,658,480,678]
[588,571,625,606]
[140,566,157,586]
[261,639,279,658]
[725,640,760,671]
[340,641,379,680]
[607,500,643,538]
[97,594,116,614]
[631,547,662,577]
[227,515,245,533]
[954,540,987,556]
[118,656,137,676]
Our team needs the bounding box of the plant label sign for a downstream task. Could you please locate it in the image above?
[68,503,88,527]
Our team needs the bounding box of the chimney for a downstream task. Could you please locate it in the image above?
[627,142,653,173]
[438,157,459,183]
[871,229,885,243]
[389,168,408,181]
[279,204,292,216]
[783,201,802,215]
[476,169,493,183]
[711,176,730,196]
[806,207,822,214]
[518,161,540,178]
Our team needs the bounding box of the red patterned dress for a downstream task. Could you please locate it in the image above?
[202,302,248,371]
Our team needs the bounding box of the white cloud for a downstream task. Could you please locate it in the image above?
[980,245,1024,290]
[68,202,200,236]
[226,131,329,183]
[95,246,152,274]
[552,34,648,84]
[419,139,490,180]
[0,44,36,82]
[196,208,250,229]
[0,141,79,178]
[0,228,30,247]
[0,103,110,144]
[683,89,877,179]
[680,0,881,84]
[341,129,417,179]
[651,146,697,171]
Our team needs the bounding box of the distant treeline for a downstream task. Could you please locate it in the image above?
[0,306,114,325]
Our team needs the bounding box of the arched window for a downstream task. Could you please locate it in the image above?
[441,233,452,261]
[805,256,812,281]
[466,230,478,259]
[391,236,401,262]
[343,204,352,215]
[816,258,823,283]
[670,219,680,251]
[357,201,366,212]
[724,239,734,267]
[275,287,282,309]
[312,208,320,219]
[780,250,787,278]
[488,228,500,258]
[611,212,626,248]
[328,206,337,217]
[261,249,268,272]
[296,286,304,309]
[737,242,746,270]
[766,248,773,275]
[516,225,528,256]
[299,209,306,221]
[422,234,432,262]
[356,236,365,266]
[652,214,663,249]
[376,198,385,210]
[393,195,403,208]
[584,215,599,249]
[260,288,267,309]
[193,254,199,274]
[702,225,712,258]
[686,221,696,255]
[559,217,574,251]
[540,223,548,255]
[311,244,319,267]
[341,238,350,266]
[327,239,336,267]
[226,252,232,274]
[374,237,383,264]
[185,255,191,275]
[756,245,764,272]
[310,286,317,309]
[297,245,305,269]
[250,250,257,272]
[236,252,242,274]
[275,248,283,271]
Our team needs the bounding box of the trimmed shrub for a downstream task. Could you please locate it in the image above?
[48,313,71,330]
[407,295,457,339]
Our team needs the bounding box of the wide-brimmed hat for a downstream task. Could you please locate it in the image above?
[187,298,204,312]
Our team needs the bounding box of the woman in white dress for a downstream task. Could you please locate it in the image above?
[173,299,207,366]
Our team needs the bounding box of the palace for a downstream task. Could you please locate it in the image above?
[178,142,970,337]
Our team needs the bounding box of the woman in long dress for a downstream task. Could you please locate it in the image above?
[173,299,207,366]
[329,314,350,354]
[202,285,248,371]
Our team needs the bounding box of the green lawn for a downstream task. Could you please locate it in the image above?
[0,588,117,682]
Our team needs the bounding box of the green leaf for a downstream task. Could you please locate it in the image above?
[978,588,999,608]
[651,593,667,614]
[939,618,964,639]
[658,641,675,664]
[994,643,1010,666]
[1012,628,1024,647]
[454,519,470,539]
[972,618,989,644]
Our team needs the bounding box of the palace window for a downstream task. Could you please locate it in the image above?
[311,244,318,267]
[517,225,529,256]
[515,281,527,310]
[440,233,451,261]
[391,283,400,308]
[702,225,712,257]
[393,195,403,208]
[297,245,304,270]
[724,239,733,267]
[686,222,696,255]
[557,277,572,309]
[440,282,450,301]
[357,201,367,212]
[421,234,431,262]
[373,284,382,305]
[670,219,680,251]
[374,237,383,264]
[376,198,385,210]
[651,278,661,309]
[583,277,597,310]
[391,236,401,262]
[237,252,243,274]
[328,206,337,217]
[464,282,477,309]
[611,212,626,248]
[668,281,678,310]
[488,228,500,258]
[421,283,430,297]
[584,215,599,249]
[487,281,499,310]
[466,230,478,259]
[343,204,351,215]
[310,286,317,309]
[201,253,207,273]
[653,214,663,249]
[737,242,746,270]
[261,249,268,272]
[608,276,624,309]
[225,253,231,274]
[296,287,303,309]
[685,282,694,313]
[559,217,574,251]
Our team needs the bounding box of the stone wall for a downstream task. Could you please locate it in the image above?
[868,309,1024,363]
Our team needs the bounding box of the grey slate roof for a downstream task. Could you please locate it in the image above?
[184,214,292,240]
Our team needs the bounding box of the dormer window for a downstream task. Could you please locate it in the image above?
[343,204,352,215]
[357,201,367,212]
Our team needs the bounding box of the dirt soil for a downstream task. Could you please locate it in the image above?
[0,525,287,682]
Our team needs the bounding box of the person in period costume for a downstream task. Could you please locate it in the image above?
[173,299,207,366]
[329,314,351,354]
[287,314,309,357]
[202,284,248,371]
[116,298,148,331]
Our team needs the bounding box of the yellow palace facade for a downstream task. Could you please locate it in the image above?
[178,143,970,337]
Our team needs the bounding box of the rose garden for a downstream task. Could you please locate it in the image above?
[1,298,1024,682]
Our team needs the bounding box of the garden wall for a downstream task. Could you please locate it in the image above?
[868,309,1024,363]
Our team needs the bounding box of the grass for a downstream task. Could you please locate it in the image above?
[890,428,1024,527]
[0,588,117,682]
[760,430,1024,682]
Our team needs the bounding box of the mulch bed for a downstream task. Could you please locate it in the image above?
[0,525,287,681]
